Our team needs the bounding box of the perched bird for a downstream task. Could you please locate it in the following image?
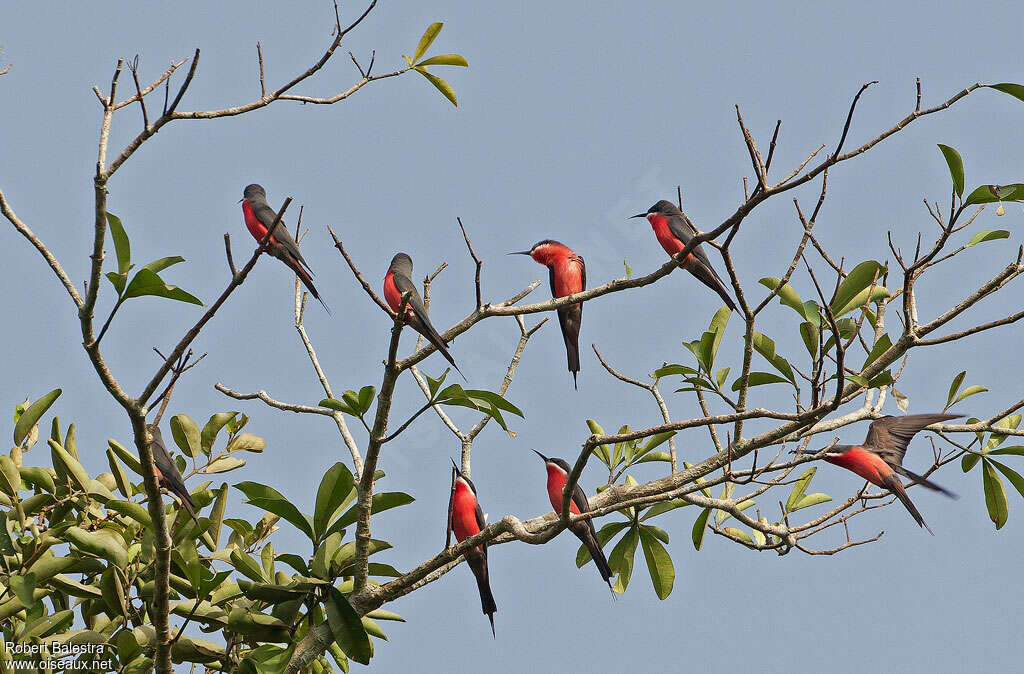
[509,240,586,389]
[532,450,613,589]
[147,425,200,526]
[449,460,497,636]
[631,200,736,311]
[805,413,960,534]
[384,252,463,378]
[240,184,328,311]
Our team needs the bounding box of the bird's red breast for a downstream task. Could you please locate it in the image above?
[383,270,407,317]
[545,463,581,515]
[647,213,695,266]
[824,446,891,487]
[241,201,279,246]
[452,480,482,543]
[529,242,583,298]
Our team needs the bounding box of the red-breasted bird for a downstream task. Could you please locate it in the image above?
[240,184,328,311]
[532,450,613,588]
[147,425,199,526]
[631,200,736,311]
[805,413,960,534]
[450,460,497,636]
[384,253,463,378]
[509,240,586,389]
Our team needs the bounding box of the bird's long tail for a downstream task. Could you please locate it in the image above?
[284,255,330,313]
[414,317,466,381]
[170,483,201,528]
[687,260,737,311]
[885,476,933,535]
[895,466,958,499]
[574,522,613,590]
[466,552,497,637]
[558,306,582,391]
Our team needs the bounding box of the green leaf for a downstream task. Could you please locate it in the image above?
[229,549,268,583]
[937,144,965,197]
[962,452,981,473]
[320,397,357,416]
[654,364,700,378]
[202,456,245,474]
[63,526,128,567]
[964,183,1024,206]
[608,526,639,594]
[327,586,372,665]
[415,68,458,106]
[235,482,315,542]
[49,440,91,493]
[708,305,731,358]
[862,333,893,370]
[14,388,61,446]
[758,277,805,317]
[170,414,202,458]
[989,446,1024,457]
[691,507,711,551]
[790,493,832,512]
[0,456,20,498]
[830,261,887,316]
[991,460,1024,501]
[638,528,674,600]
[314,463,355,542]
[576,521,630,567]
[982,459,1009,530]
[988,82,1024,103]
[9,572,36,607]
[946,371,966,409]
[356,386,376,415]
[750,332,795,383]
[123,268,203,305]
[142,255,185,274]
[786,467,817,512]
[226,433,265,453]
[952,385,988,407]
[106,271,127,296]
[623,260,633,279]
[413,22,443,63]
[415,53,468,67]
[967,230,1010,247]
[106,212,131,275]
[201,412,238,455]
[723,527,753,544]
[335,492,414,531]
[800,322,818,359]
[731,372,790,391]
[640,499,689,521]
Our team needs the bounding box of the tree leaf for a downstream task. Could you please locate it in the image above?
[966,230,1010,247]
[202,456,245,474]
[791,493,832,512]
[608,526,639,594]
[14,388,61,446]
[830,261,887,316]
[991,460,1024,501]
[106,212,131,275]
[327,586,372,665]
[988,82,1024,103]
[314,463,355,542]
[235,482,315,542]
[335,492,415,531]
[962,452,981,473]
[413,22,443,63]
[123,268,203,305]
[576,521,630,567]
[758,277,805,317]
[141,256,185,274]
[106,271,127,296]
[170,414,202,458]
[638,528,674,600]
[201,412,238,455]
[800,322,818,359]
[226,433,266,453]
[691,507,711,551]
[9,572,36,607]
[786,467,817,512]
[953,385,988,407]
[723,527,753,544]
[946,371,966,410]
[964,183,1024,206]
[415,68,458,106]
[937,144,965,197]
[982,459,1009,530]
[415,53,468,67]
[731,372,790,391]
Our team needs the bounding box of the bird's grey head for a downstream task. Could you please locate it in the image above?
[390,252,413,276]
[242,184,267,202]
[631,199,680,219]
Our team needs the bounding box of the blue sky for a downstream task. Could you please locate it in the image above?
[2,1,1023,671]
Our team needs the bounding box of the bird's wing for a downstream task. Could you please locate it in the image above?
[577,254,586,293]
[864,414,960,466]
[392,272,445,340]
[667,213,720,274]
[253,202,311,270]
[474,502,488,550]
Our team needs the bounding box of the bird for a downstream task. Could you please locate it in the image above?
[384,252,464,378]
[147,425,200,527]
[240,184,328,311]
[449,459,497,636]
[509,240,586,389]
[804,413,960,534]
[631,200,736,311]
[532,450,613,589]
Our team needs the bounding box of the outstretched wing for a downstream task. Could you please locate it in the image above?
[865,414,960,466]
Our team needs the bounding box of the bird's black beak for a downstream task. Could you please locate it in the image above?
[630,213,648,219]
[531,449,548,462]
[237,198,244,204]
[450,457,464,476]
[507,250,532,256]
